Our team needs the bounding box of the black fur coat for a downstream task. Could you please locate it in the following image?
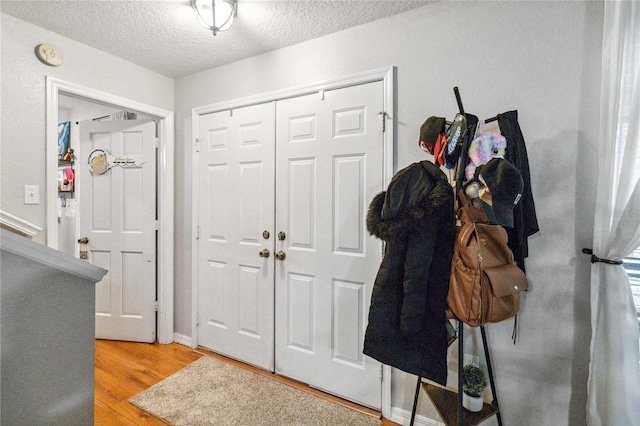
[363,161,454,384]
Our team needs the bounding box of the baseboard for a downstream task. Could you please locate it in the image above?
[173,333,191,347]
[389,406,442,426]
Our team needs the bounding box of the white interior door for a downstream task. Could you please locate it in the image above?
[78,120,157,343]
[274,81,384,409]
[196,103,276,370]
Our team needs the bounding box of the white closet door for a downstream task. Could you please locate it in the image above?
[196,103,276,370]
[274,81,384,409]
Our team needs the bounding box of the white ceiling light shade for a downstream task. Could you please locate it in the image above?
[191,0,237,36]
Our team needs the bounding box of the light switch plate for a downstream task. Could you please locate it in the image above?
[24,185,39,205]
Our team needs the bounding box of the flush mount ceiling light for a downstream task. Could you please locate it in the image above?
[191,0,237,36]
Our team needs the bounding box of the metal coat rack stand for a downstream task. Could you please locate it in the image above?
[408,88,502,426]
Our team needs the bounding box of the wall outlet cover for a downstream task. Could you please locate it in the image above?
[464,354,480,366]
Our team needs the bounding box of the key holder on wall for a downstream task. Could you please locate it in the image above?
[88,148,145,175]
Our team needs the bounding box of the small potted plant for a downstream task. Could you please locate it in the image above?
[462,363,487,412]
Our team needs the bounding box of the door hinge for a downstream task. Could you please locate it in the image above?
[319,90,325,100]
[154,301,160,312]
[196,225,200,240]
[154,220,160,230]
[196,312,201,327]
[379,111,387,133]
[195,138,201,153]
[380,365,384,382]
[154,137,159,149]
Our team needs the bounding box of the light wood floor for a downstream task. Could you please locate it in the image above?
[94,339,400,425]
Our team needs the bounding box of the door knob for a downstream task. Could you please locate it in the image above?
[259,249,270,258]
[275,250,286,261]
[78,237,89,245]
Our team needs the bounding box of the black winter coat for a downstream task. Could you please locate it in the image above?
[363,161,455,385]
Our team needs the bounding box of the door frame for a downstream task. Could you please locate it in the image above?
[45,77,175,344]
[191,66,395,417]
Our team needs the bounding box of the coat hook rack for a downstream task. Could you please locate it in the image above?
[409,87,502,426]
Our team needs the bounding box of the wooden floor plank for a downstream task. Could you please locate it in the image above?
[95,340,201,425]
[94,339,400,426]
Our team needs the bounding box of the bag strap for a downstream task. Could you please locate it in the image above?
[456,189,490,224]
[458,223,477,247]
[457,188,472,208]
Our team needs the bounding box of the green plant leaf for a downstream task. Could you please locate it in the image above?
[462,363,487,397]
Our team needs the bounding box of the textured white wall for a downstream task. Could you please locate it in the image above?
[1,1,605,423]
[175,1,603,424]
[0,14,174,244]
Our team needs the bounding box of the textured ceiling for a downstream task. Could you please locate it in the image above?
[2,0,434,79]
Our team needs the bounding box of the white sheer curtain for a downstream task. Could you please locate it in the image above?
[587,1,640,425]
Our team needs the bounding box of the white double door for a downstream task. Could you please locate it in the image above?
[196,81,384,408]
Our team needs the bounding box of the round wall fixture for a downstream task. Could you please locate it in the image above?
[35,43,64,66]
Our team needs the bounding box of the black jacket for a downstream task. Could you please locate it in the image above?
[363,161,454,384]
[497,110,540,272]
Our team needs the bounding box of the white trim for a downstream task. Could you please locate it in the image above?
[191,66,395,416]
[193,66,395,116]
[379,69,394,419]
[381,68,395,189]
[382,365,393,420]
[45,77,175,344]
[173,333,192,347]
[0,210,43,238]
[156,110,176,344]
[191,108,201,349]
[390,406,442,426]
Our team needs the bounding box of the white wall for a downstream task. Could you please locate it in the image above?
[1,1,605,424]
[174,1,603,425]
[0,14,174,244]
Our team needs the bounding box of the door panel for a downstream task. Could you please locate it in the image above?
[196,103,276,371]
[79,120,157,343]
[274,81,384,409]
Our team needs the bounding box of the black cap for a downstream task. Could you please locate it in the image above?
[419,116,445,155]
[475,158,523,228]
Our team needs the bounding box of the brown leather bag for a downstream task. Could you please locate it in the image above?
[447,192,529,327]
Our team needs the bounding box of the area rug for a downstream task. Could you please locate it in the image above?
[130,356,381,426]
